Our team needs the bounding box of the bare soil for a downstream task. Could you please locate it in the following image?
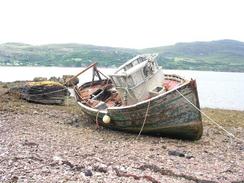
[0,86,243,183]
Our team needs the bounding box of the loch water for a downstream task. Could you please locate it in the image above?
[0,66,243,110]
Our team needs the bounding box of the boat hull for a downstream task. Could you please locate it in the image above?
[76,79,203,140]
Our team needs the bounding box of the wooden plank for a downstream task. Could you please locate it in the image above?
[65,63,97,85]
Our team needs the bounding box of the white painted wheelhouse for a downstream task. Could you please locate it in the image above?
[109,54,165,105]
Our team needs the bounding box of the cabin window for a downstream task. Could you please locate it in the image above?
[125,63,133,71]
[132,70,144,85]
[127,75,134,87]
[132,60,138,66]
[137,57,144,63]
[143,63,154,78]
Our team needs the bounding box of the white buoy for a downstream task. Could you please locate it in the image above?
[102,115,111,124]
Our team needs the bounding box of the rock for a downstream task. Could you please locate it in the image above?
[10,176,18,182]
[62,75,79,87]
[84,169,93,176]
[138,164,161,172]
[49,76,61,83]
[33,77,48,82]
[33,111,38,115]
[168,149,194,159]
[22,140,39,147]
[64,115,80,127]
[93,164,108,173]
[65,119,73,125]
[52,155,63,162]
[41,166,51,174]
[72,117,78,123]
[185,155,194,159]
[61,160,74,169]
[168,150,185,157]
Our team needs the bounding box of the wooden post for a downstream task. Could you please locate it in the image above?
[64,63,96,85]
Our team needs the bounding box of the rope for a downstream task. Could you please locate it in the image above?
[136,100,151,139]
[176,89,244,143]
[95,110,100,129]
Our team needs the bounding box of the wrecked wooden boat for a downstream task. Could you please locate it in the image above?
[9,81,69,105]
[74,54,203,140]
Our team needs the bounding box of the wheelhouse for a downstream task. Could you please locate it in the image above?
[109,54,165,105]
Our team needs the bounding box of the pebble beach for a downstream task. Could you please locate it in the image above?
[0,84,243,183]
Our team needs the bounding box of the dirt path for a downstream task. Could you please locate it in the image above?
[0,89,243,182]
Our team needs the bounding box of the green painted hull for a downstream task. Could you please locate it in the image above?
[76,79,203,140]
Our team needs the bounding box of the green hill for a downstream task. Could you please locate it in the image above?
[143,39,244,72]
[0,43,138,67]
[0,39,244,72]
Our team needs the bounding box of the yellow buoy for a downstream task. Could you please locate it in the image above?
[102,115,111,124]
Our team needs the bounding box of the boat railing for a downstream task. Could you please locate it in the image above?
[164,74,186,83]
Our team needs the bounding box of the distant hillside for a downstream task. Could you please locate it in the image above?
[143,39,244,72]
[0,39,244,72]
[0,43,138,67]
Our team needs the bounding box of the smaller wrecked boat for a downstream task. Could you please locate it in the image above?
[9,81,69,105]
[74,54,203,140]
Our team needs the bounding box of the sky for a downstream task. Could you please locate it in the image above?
[0,0,243,48]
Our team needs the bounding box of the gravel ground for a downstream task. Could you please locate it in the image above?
[0,88,244,183]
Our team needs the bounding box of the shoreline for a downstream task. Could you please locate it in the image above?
[0,64,244,73]
[1,65,244,74]
[1,80,244,112]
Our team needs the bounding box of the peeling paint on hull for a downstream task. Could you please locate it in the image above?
[76,78,203,140]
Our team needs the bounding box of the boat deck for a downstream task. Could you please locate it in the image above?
[75,74,185,109]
